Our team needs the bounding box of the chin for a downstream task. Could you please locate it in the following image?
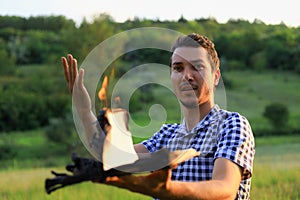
[180,100,199,109]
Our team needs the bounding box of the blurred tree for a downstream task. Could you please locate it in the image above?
[264,29,296,70]
[44,114,76,148]
[20,30,65,64]
[0,38,15,74]
[263,102,289,131]
[26,15,75,31]
[0,15,26,29]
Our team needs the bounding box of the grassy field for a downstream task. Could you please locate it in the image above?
[223,70,300,130]
[0,69,299,199]
[1,135,299,200]
[251,136,300,200]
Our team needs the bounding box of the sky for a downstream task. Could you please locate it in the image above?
[1,0,299,27]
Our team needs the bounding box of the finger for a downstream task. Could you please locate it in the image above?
[72,58,79,91]
[68,54,74,92]
[62,57,69,82]
[73,58,78,81]
[77,68,84,86]
[67,54,73,68]
[51,170,68,177]
[66,165,75,172]
[62,57,70,86]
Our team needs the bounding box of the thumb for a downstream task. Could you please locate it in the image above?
[77,68,85,86]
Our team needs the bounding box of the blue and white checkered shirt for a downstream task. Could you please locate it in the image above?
[142,105,255,199]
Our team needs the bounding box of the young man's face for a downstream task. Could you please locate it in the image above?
[170,46,220,108]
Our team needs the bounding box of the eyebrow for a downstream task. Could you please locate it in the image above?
[190,59,204,64]
[172,59,204,65]
[172,61,183,65]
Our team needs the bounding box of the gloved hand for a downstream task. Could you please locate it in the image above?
[45,153,129,194]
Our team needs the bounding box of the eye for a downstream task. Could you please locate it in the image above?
[172,65,183,72]
[193,64,204,70]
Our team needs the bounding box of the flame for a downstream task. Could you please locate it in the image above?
[98,76,108,101]
[102,76,108,89]
[98,69,117,108]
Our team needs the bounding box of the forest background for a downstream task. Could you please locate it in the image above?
[0,14,299,199]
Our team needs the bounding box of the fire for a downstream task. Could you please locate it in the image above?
[98,69,119,108]
[98,76,108,107]
[98,76,108,100]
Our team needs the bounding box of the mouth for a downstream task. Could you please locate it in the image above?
[179,83,198,91]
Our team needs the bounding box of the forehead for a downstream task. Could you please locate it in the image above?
[171,46,209,63]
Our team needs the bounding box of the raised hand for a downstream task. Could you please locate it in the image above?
[62,54,91,112]
[62,54,78,94]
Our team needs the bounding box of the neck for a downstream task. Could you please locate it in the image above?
[182,101,214,132]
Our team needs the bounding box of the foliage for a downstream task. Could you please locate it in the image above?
[0,136,17,160]
[0,14,300,71]
[0,89,69,132]
[0,38,15,74]
[0,14,300,132]
[263,102,289,130]
[0,15,75,31]
[44,115,75,145]
[0,64,70,132]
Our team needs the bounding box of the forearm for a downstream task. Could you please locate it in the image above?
[77,109,98,139]
[163,180,237,200]
[77,109,106,157]
[106,174,238,200]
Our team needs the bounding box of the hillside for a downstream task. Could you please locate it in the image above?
[223,70,300,130]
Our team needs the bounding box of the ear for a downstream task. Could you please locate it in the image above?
[214,68,221,87]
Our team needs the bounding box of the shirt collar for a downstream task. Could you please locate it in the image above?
[178,104,221,134]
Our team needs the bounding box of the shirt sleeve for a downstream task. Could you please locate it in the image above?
[214,113,255,180]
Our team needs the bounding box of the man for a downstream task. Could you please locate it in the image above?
[62,33,255,199]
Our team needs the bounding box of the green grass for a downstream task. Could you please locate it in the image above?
[0,135,299,200]
[223,70,300,130]
[0,167,152,200]
[0,129,85,169]
[255,135,300,146]
[251,137,300,199]
[0,69,300,199]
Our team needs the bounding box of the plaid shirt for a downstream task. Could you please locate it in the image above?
[142,105,255,200]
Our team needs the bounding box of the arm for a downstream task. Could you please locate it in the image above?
[166,158,242,200]
[62,54,99,144]
[106,157,242,200]
[134,143,149,153]
[62,54,146,154]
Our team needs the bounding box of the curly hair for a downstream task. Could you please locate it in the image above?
[171,33,220,71]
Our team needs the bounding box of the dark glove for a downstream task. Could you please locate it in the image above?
[45,153,129,194]
[45,148,198,194]
[45,148,170,194]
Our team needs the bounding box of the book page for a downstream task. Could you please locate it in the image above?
[102,109,139,170]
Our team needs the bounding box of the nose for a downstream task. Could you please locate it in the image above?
[183,66,194,82]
